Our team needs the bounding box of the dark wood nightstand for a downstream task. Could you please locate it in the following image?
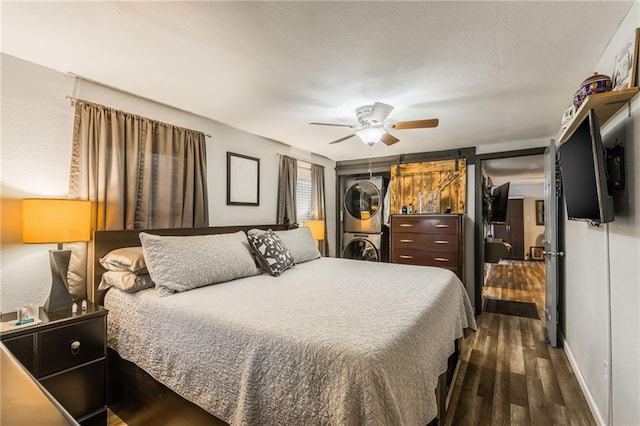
[1,301,107,425]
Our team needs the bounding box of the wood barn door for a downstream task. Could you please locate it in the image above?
[493,198,524,260]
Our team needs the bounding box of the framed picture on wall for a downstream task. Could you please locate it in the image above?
[535,200,545,225]
[227,152,260,206]
[530,246,544,261]
[612,27,639,90]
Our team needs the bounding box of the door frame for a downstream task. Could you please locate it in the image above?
[473,147,546,314]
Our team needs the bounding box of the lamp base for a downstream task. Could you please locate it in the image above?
[43,249,74,313]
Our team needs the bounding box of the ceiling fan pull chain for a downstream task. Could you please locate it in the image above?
[368,146,373,178]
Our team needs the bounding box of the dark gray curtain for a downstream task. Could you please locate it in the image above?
[67,100,209,300]
[276,155,297,225]
[311,164,329,256]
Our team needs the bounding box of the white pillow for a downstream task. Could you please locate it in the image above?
[139,231,261,297]
[248,227,320,264]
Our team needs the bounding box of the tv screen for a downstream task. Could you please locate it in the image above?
[559,109,614,225]
[488,182,510,223]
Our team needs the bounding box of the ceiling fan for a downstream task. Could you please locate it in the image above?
[310,102,439,146]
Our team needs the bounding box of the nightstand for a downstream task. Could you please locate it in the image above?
[1,301,107,426]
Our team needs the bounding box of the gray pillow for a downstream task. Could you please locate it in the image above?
[247,230,295,277]
[98,271,154,293]
[139,231,261,297]
[99,247,148,274]
[248,227,320,264]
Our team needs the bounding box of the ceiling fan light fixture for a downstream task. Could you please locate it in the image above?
[356,127,386,146]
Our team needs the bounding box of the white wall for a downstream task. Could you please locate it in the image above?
[0,54,336,312]
[562,3,639,424]
[509,183,545,257]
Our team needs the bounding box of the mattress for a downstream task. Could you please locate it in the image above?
[105,257,476,425]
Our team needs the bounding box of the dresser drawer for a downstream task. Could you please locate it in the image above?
[393,232,459,251]
[41,359,105,419]
[2,334,35,374]
[392,215,460,234]
[38,317,106,377]
[392,248,459,269]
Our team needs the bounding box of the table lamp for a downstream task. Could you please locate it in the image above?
[22,199,91,312]
[302,220,325,242]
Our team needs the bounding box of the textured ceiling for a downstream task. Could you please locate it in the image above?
[483,155,545,185]
[1,1,633,161]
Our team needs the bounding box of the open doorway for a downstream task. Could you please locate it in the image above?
[480,154,547,319]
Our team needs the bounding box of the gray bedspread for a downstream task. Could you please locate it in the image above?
[105,257,476,425]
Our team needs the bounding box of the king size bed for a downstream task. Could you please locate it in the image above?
[92,225,476,426]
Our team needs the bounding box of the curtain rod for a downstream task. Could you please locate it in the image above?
[277,152,325,168]
[64,95,212,138]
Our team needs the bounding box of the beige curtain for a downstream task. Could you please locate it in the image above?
[310,164,329,256]
[276,155,297,225]
[67,100,209,300]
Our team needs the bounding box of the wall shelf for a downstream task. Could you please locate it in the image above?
[558,87,640,144]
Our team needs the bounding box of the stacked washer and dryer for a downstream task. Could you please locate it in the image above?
[342,176,385,262]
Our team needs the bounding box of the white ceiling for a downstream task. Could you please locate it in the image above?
[1,1,633,161]
[483,155,545,186]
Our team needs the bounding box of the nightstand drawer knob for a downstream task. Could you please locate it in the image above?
[70,340,81,354]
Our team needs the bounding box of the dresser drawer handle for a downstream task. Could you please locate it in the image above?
[70,340,81,355]
[435,240,449,244]
[434,257,449,262]
[400,255,414,259]
[400,239,414,243]
[399,224,413,227]
[435,224,449,228]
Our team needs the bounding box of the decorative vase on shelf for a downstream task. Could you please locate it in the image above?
[573,72,612,110]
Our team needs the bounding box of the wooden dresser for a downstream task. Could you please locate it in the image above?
[391,214,464,281]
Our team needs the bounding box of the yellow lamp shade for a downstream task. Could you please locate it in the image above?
[302,220,325,241]
[22,199,91,244]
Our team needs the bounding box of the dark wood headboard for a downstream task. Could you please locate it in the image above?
[91,224,290,305]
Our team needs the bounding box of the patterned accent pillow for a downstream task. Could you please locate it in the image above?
[247,227,320,264]
[247,230,295,276]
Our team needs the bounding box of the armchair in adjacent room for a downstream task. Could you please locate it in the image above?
[484,238,512,263]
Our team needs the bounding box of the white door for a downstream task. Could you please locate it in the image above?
[544,139,563,347]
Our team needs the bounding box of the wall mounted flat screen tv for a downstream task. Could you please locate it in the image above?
[559,109,614,225]
[488,182,510,224]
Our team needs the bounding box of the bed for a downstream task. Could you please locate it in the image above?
[92,225,476,426]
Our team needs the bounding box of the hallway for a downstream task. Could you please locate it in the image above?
[483,260,545,314]
[446,260,595,425]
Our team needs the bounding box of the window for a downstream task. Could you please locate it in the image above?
[296,161,312,223]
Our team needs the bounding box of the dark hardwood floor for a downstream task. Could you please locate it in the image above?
[108,260,594,426]
[445,260,594,425]
[483,260,545,315]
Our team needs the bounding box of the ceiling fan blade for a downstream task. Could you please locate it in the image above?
[391,118,439,130]
[309,122,353,128]
[329,134,356,144]
[369,102,394,124]
[381,133,400,146]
